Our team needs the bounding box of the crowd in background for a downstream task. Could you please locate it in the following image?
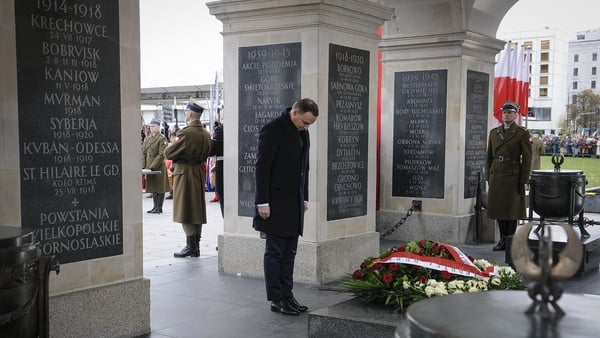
[539,133,600,157]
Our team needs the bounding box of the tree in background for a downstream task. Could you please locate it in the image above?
[563,90,600,135]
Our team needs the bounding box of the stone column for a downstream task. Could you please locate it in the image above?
[0,0,149,336]
[376,0,515,243]
[208,0,393,283]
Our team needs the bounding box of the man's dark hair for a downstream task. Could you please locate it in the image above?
[292,98,319,116]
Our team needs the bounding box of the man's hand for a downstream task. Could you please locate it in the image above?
[258,205,270,219]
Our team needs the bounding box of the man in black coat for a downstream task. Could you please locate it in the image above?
[253,98,319,316]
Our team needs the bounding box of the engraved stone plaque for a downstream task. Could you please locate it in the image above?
[15,0,123,263]
[327,44,369,221]
[238,43,301,217]
[393,70,447,198]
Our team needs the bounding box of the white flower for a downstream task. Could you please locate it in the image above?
[499,266,516,276]
[424,286,435,297]
[455,280,465,289]
[427,279,439,287]
[474,259,492,269]
[468,286,480,293]
[434,285,448,296]
[448,280,457,289]
[491,277,501,286]
[403,281,411,289]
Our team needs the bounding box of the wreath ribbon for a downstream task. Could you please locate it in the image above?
[374,243,497,280]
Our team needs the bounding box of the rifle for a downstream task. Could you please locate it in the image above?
[474,172,482,243]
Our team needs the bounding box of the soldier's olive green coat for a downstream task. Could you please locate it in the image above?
[142,132,170,193]
[165,120,212,224]
[486,124,532,220]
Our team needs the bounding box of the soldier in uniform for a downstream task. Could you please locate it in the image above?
[165,98,212,258]
[142,119,170,214]
[486,101,532,251]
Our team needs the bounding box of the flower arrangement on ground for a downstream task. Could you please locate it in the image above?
[340,240,526,311]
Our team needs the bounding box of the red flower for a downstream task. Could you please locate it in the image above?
[373,263,383,270]
[360,262,367,269]
[468,256,475,262]
[352,270,361,279]
[389,264,399,272]
[398,245,406,252]
[419,275,428,283]
[382,273,394,284]
[432,246,440,254]
[440,270,452,280]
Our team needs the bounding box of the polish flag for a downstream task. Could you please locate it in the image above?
[493,43,530,124]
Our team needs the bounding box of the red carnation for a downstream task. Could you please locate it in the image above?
[389,263,399,272]
[468,256,475,262]
[441,270,452,280]
[398,245,406,252]
[373,263,383,270]
[360,262,367,269]
[432,246,440,254]
[382,273,394,284]
[352,270,362,279]
[419,275,428,284]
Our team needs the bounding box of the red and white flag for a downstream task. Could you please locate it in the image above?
[493,43,530,124]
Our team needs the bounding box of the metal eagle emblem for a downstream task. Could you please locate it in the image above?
[510,222,583,317]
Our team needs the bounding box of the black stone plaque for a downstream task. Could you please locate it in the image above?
[327,44,369,221]
[464,70,489,198]
[238,43,301,217]
[15,0,122,264]
[393,70,447,198]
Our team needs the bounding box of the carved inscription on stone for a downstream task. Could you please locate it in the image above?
[327,44,369,220]
[15,0,122,263]
[393,70,447,198]
[238,43,301,217]
[464,70,489,198]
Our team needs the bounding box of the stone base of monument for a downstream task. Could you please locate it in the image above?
[505,224,600,277]
[402,291,600,338]
[308,298,405,338]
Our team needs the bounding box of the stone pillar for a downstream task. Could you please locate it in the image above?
[208,0,393,283]
[0,0,149,336]
[376,0,515,243]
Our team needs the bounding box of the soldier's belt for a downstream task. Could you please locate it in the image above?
[174,159,204,164]
[494,156,519,163]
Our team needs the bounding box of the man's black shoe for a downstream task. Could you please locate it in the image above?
[285,295,308,312]
[492,238,506,251]
[270,300,300,316]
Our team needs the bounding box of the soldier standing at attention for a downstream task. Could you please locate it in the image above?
[486,101,532,251]
[165,98,212,258]
[142,119,170,214]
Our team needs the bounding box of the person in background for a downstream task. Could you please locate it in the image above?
[486,101,532,251]
[530,131,544,173]
[142,119,170,214]
[165,98,212,258]
[208,121,224,216]
[253,98,319,316]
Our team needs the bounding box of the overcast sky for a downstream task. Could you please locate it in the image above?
[140,0,222,88]
[497,0,600,37]
[140,0,600,88]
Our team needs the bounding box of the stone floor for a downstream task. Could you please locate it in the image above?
[137,191,600,338]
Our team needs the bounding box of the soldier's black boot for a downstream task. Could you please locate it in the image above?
[147,194,158,213]
[190,234,200,257]
[150,193,165,214]
[493,221,509,251]
[174,236,196,258]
